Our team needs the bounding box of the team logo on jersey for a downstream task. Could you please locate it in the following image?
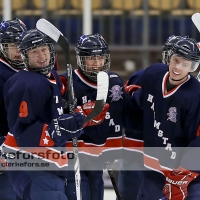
[167,107,177,123]
[109,85,123,101]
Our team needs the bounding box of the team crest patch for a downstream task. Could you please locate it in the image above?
[109,85,123,101]
[167,107,177,123]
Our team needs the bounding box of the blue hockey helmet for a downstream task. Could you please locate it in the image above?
[162,35,188,64]
[75,33,110,82]
[0,18,27,69]
[169,37,200,72]
[18,29,55,75]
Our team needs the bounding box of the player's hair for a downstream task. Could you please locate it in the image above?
[18,29,55,75]
[75,33,110,82]
[0,18,27,69]
[168,37,200,72]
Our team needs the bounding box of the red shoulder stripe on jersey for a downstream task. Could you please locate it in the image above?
[74,69,97,89]
[66,136,122,156]
[4,133,68,168]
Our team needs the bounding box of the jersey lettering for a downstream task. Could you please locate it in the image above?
[148,95,177,160]
[19,101,28,117]
[147,94,153,103]
[165,143,172,151]
[105,112,110,119]
[54,96,59,103]
[170,151,176,159]
[151,103,154,111]
[53,118,61,136]
[115,125,120,132]
[162,137,168,144]
[57,107,63,115]
[154,120,161,129]
[158,130,163,137]
[109,119,115,126]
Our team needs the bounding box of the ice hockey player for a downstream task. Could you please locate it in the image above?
[60,33,137,200]
[127,37,200,200]
[3,29,87,200]
[0,18,27,200]
[119,35,185,200]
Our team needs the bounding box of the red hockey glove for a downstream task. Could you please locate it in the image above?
[75,101,109,127]
[124,84,141,96]
[162,167,199,200]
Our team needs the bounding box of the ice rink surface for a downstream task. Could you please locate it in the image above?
[103,168,117,200]
[104,189,116,200]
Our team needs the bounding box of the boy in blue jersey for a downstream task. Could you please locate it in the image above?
[118,35,184,200]
[127,37,200,200]
[2,29,88,200]
[60,33,137,200]
[0,18,27,200]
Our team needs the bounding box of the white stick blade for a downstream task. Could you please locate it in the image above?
[36,18,62,42]
[96,71,109,102]
[192,13,200,32]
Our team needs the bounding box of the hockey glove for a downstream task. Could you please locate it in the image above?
[75,101,109,127]
[48,112,85,146]
[124,84,141,96]
[162,167,199,200]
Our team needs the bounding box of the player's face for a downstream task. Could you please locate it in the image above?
[28,45,50,68]
[168,54,192,84]
[7,43,22,61]
[85,55,105,73]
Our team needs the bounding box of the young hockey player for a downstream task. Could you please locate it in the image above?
[60,33,137,200]
[127,37,200,200]
[118,35,185,200]
[2,29,88,200]
[0,18,27,200]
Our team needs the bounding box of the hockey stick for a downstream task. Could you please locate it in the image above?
[105,161,122,200]
[191,13,200,82]
[36,18,109,200]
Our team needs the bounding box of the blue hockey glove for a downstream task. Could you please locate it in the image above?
[49,112,85,146]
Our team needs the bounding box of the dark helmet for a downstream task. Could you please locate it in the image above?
[169,37,200,72]
[18,29,55,75]
[162,35,188,64]
[0,18,27,69]
[75,33,110,82]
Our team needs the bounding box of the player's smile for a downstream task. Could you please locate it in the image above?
[37,59,48,67]
[172,70,180,75]
[170,69,182,79]
[91,66,102,71]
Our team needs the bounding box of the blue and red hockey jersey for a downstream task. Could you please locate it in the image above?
[132,63,200,177]
[3,69,69,172]
[63,69,138,165]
